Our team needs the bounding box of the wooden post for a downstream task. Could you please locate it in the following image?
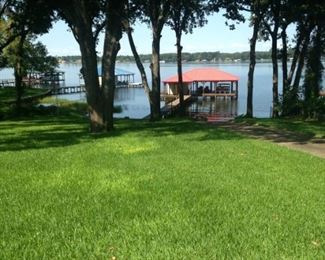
[235,81,238,100]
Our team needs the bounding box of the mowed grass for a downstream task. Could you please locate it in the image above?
[0,114,325,259]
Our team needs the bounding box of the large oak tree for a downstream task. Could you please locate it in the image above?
[57,0,126,132]
[56,0,106,132]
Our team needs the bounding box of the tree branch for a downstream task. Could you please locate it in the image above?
[0,32,21,54]
[93,21,106,40]
[0,0,10,17]
[263,19,273,35]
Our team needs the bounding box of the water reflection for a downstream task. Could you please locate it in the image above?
[114,88,150,118]
[188,97,238,116]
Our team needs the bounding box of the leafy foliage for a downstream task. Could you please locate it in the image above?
[0,0,54,53]
[2,38,58,75]
[167,0,208,35]
[23,41,58,73]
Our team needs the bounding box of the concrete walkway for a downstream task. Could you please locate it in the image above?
[215,121,325,159]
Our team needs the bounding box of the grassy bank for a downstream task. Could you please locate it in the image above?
[0,88,52,116]
[0,114,324,258]
[0,87,49,102]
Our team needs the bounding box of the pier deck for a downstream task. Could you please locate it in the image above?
[51,86,85,95]
[161,95,192,116]
[201,92,237,98]
[0,80,15,88]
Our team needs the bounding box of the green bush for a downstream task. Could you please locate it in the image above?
[279,88,303,116]
[316,96,325,120]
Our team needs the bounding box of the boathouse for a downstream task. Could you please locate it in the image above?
[97,67,135,87]
[163,68,239,99]
[79,67,137,88]
[22,71,65,87]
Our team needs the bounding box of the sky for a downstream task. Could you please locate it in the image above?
[37,13,294,56]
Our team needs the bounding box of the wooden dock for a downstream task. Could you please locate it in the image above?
[160,93,178,102]
[51,86,86,95]
[161,95,192,116]
[127,82,143,88]
[0,80,15,88]
[201,92,237,99]
[50,83,144,95]
[115,83,143,88]
[202,92,236,97]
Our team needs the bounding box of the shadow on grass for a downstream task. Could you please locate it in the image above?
[115,118,245,141]
[0,115,246,152]
[0,115,115,152]
[220,120,323,144]
[235,117,325,137]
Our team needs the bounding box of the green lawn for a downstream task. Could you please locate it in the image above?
[0,87,51,116]
[0,114,325,258]
[235,117,325,139]
[0,87,49,102]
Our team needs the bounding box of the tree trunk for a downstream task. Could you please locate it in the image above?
[125,25,153,112]
[176,31,185,115]
[15,34,26,113]
[101,40,120,131]
[78,37,104,132]
[271,29,279,118]
[281,26,290,115]
[292,29,312,91]
[58,1,105,133]
[311,25,323,98]
[246,20,259,118]
[281,27,288,97]
[101,1,124,131]
[150,30,161,120]
[303,25,322,112]
[287,27,303,86]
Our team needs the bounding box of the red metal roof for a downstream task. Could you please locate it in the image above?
[163,68,239,84]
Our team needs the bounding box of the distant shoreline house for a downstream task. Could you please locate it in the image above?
[163,68,239,99]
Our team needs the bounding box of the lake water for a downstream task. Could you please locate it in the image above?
[0,62,284,118]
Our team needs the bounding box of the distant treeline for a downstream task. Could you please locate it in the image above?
[57,50,295,64]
